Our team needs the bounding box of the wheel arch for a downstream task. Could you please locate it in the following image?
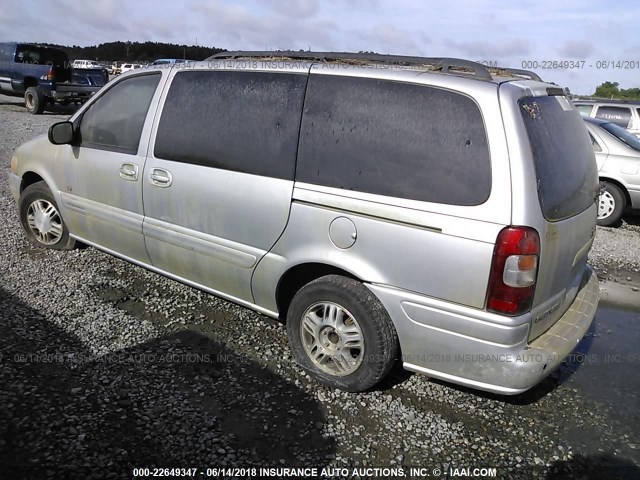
[18,170,64,212]
[23,77,39,90]
[20,171,45,193]
[600,177,630,207]
[275,262,361,321]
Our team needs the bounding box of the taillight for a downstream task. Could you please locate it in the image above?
[486,226,540,315]
[39,68,55,82]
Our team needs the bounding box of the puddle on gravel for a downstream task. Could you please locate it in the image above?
[563,288,640,434]
[91,282,236,332]
[21,246,50,260]
[599,280,640,313]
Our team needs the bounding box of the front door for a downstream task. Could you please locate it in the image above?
[58,71,165,263]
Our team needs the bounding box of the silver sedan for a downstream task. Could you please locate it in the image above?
[584,117,640,226]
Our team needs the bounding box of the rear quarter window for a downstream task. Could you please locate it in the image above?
[297,75,491,206]
[520,96,599,221]
[588,133,602,152]
[595,106,632,128]
[0,44,14,62]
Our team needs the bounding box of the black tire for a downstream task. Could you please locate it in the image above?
[286,275,399,392]
[597,182,625,227]
[18,181,76,250]
[24,86,45,114]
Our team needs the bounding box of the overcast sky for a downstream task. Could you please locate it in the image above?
[1,0,638,94]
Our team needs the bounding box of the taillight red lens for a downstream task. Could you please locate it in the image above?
[47,68,55,81]
[486,226,540,315]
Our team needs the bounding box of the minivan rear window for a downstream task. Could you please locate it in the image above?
[519,96,598,221]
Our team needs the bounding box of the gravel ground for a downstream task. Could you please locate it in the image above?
[0,94,639,480]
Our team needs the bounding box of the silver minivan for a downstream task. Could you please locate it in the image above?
[9,52,600,394]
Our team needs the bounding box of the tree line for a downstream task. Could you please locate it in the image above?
[593,81,640,100]
[39,41,226,63]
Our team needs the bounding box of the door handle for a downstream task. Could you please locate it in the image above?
[150,168,173,187]
[119,163,138,180]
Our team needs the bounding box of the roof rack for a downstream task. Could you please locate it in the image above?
[209,50,499,79]
[493,67,542,82]
[209,51,545,83]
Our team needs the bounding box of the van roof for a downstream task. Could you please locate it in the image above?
[207,50,544,83]
[573,98,640,106]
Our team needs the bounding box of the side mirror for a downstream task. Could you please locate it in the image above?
[48,121,74,145]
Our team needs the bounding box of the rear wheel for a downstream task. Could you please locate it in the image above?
[597,182,625,227]
[286,275,399,392]
[18,181,76,250]
[24,87,45,114]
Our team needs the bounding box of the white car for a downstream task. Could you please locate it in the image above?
[72,59,100,69]
[120,63,142,74]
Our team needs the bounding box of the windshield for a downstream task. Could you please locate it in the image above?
[601,122,640,151]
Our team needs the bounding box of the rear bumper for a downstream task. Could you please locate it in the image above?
[367,266,599,395]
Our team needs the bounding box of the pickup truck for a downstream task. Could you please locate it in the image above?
[0,42,108,114]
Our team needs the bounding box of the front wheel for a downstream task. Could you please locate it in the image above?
[286,275,399,392]
[597,182,625,227]
[18,181,76,250]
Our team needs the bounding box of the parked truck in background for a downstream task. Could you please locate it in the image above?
[0,43,108,114]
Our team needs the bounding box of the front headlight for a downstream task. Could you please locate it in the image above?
[10,155,18,174]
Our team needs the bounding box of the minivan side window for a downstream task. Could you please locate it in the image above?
[296,75,491,206]
[595,106,632,128]
[79,73,160,155]
[574,104,593,116]
[154,70,307,180]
